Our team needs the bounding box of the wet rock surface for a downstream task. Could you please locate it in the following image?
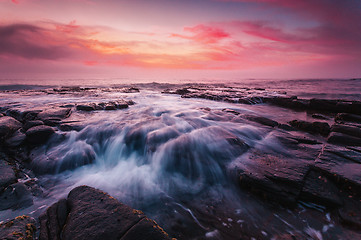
[76,100,130,111]
[162,85,361,234]
[1,84,361,239]
[37,108,71,121]
[0,156,16,191]
[289,120,330,136]
[0,116,22,140]
[0,215,36,240]
[39,185,171,240]
[26,125,55,144]
[0,182,33,211]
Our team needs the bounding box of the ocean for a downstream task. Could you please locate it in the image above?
[0,78,360,239]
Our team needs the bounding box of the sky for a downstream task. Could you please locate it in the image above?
[0,0,361,81]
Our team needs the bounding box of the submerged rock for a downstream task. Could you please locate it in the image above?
[29,140,96,174]
[0,157,16,191]
[0,182,33,211]
[0,215,36,240]
[39,185,171,240]
[5,129,26,147]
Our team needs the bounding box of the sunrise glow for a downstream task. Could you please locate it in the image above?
[1,0,361,79]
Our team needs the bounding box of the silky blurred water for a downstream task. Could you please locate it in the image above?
[0,79,360,239]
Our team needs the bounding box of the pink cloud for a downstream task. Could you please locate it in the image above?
[0,24,71,59]
[171,24,230,44]
[238,21,361,57]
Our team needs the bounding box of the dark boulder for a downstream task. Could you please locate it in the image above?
[0,182,33,210]
[39,185,172,240]
[0,116,22,140]
[23,120,44,131]
[26,125,55,144]
[0,215,36,240]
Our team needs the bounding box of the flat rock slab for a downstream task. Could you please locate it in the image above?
[331,124,361,139]
[76,101,129,111]
[37,108,71,121]
[0,215,36,240]
[300,170,343,208]
[327,132,361,146]
[289,120,330,136]
[314,144,361,188]
[39,185,172,240]
[335,113,361,123]
[238,149,310,207]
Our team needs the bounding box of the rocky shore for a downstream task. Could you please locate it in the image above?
[163,86,361,228]
[1,186,172,240]
[1,84,361,239]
